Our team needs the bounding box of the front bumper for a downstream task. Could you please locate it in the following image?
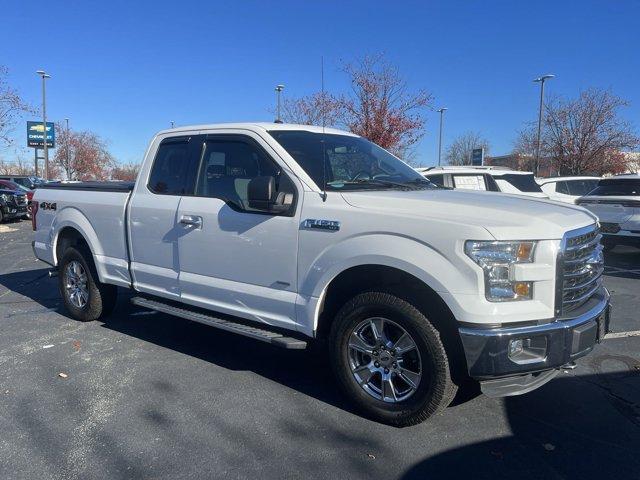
[459,287,610,397]
[1,204,27,219]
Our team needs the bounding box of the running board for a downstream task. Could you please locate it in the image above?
[130,296,307,349]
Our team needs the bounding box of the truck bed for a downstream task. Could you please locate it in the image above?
[32,183,133,288]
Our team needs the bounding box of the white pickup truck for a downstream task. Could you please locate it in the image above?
[32,123,610,426]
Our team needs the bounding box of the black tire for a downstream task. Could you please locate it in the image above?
[0,209,4,223]
[329,292,457,427]
[58,246,117,321]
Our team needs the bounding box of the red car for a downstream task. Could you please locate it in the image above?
[0,179,33,218]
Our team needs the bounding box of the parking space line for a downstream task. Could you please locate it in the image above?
[604,330,640,339]
[605,266,640,275]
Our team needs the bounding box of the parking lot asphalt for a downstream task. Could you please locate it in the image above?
[0,220,638,480]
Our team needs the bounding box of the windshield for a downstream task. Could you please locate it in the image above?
[587,179,640,196]
[566,179,599,196]
[0,180,23,191]
[499,173,543,193]
[269,130,435,191]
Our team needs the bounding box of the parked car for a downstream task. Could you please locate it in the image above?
[0,175,46,190]
[0,179,34,218]
[0,187,28,222]
[32,123,610,426]
[416,166,549,198]
[576,174,640,251]
[538,176,600,204]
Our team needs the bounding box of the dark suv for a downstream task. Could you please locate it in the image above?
[0,188,28,223]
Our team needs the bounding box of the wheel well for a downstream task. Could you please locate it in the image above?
[317,264,467,381]
[55,227,91,265]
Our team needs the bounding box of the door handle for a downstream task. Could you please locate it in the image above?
[180,215,203,228]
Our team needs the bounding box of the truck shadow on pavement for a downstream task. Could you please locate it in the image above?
[0,268,62,311]
[2,267,639,480]
[401,364,640,480]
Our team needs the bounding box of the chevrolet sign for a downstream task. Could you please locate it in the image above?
[27,121,55,148]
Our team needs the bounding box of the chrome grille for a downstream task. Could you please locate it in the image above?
[558,225,603,315]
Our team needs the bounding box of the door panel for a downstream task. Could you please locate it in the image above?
[129,135,200,299]
[177,134,301,330]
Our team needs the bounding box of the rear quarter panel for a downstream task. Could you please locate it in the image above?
[33,188,131,287]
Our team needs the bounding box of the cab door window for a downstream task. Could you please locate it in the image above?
[194,136,296,215]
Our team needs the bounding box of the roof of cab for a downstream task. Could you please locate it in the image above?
[156,122,358,137]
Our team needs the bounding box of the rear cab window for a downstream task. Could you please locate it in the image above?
[148,137,199,195]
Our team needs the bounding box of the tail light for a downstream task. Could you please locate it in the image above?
[31,201,38,231]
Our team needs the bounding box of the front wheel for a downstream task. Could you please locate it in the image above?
[58,246,117,321]
[329,292,457,427]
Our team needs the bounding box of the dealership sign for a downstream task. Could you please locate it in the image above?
[27,121,55,148]
[471,148,484,166]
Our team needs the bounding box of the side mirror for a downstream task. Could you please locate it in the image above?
[248,176,274,211]
[247,176,293,214]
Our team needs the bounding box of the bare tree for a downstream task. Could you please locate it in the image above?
[280,92,343,127]
[0,66,34,147]
[0,156,33,175]
[276,55,432,162]
[515,89,639,175]
[340,55,432,159]
[445,132,491,166]
[54,124,115,180]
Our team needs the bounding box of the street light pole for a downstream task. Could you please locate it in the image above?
[65,118,70,179]
[437,108,447,166]
[533,74,554,176]
[275,84,284,123]
[36,70,51,180]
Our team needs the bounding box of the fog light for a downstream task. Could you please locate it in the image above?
[509,339,524,358]
[508,336,548,364]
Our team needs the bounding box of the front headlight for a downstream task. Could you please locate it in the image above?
[0,194,11,202]
[465,241,536,302]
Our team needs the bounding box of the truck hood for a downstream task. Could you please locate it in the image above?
[341,189,596,240]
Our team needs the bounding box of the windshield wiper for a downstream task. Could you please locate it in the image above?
[401,178,438,189]
[345,179,416,190]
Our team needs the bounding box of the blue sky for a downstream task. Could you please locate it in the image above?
[1,0,639,167]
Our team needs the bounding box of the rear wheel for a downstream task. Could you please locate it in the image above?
[329,292,456,427]
[58,246,117,321]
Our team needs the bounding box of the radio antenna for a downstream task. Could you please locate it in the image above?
[320,55,328,201]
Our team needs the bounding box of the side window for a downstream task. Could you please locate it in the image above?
[148,138,198,195]
[427,174,445,187]
[556,181,570,195]
[195,137,295,214]
[453,175,487,191]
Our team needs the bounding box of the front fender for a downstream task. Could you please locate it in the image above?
[300,233,479,299]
